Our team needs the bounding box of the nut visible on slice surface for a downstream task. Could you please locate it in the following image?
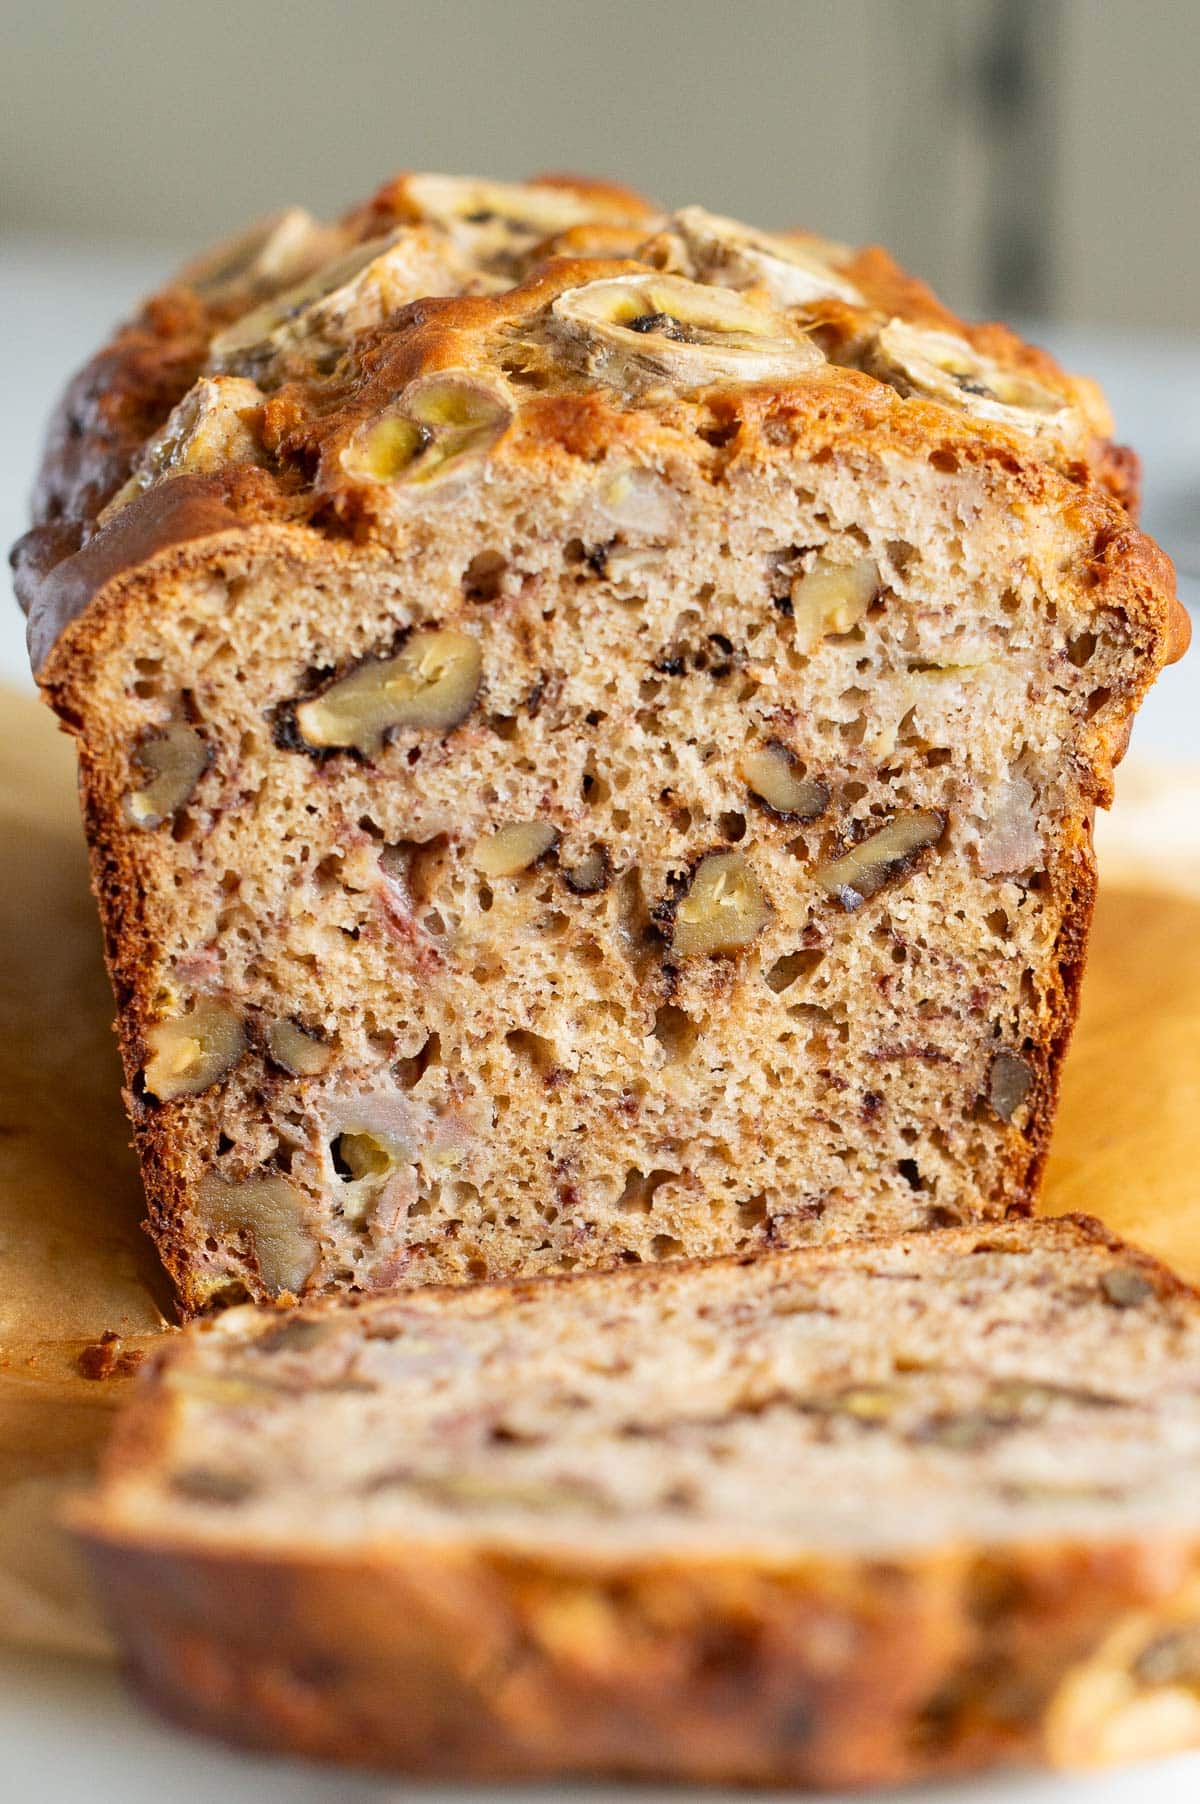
[342,372,514,489]
[1101,1268,1156,1310]
[869,319,1076,438]
[265,1018,333,1079]
[976,776,1041,878]
[125,722,210,828]
[594,466,680,540]
[195,1172,316,1296]
[294,627,482,757]
[671,851,772,959]
[143,1000,245,1101]
[790,555,879,653]
[740,742,829,821]
[561,842,612,895]
[663,206,864,308]
[550,272,822,389]
[817,1383,900,1422]
[988,1048,1034,1122]
[473,820,559,878]
[816,809,946,911]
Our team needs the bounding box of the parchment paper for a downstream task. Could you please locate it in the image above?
[0,690,169,1657]
[0,686,1195,1660]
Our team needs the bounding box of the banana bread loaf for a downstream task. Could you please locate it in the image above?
[13,173,1188,1310]
[76,1216,1200,1785]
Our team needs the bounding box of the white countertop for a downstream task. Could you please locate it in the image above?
[1,238,1197,1802]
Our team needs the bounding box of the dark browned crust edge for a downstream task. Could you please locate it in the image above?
[18,476,252,676]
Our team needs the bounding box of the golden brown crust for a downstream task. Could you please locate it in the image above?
[78,1531,1199,1785]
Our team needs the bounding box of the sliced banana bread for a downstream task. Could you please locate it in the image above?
[77,1216,1200,1785]
[14,174,1188,1309]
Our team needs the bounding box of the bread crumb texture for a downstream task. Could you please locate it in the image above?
[14,173,1186,1311]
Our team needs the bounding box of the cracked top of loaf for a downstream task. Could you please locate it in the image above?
[13,171,1188,677]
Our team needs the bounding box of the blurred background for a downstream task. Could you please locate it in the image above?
[1,0,1197,713]
[5,0,1198,328]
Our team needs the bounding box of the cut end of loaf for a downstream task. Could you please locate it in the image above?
[16,172,1184,1310]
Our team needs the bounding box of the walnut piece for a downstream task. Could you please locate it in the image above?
[790,555,879,653]
[672,852,772,958]
[561,842,612,895]
[143,1000,245,1101]
[474,821,559,878]
[740,742,829,820]
[195,1172,316,1296]
[125,722,210,829]
[976,776,1041,878]
[988,1048,1034,1122]
[294,627,482,757]
[265,1018,333,1079]
[816,809,945,911]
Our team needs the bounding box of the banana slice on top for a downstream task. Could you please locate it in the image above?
[664,206,864,309]
[869,318,1076,437]
[99,375,266,521]
[176,207,344,305]
[550,271,822,389]
[403,174,646,274]
[208,230,472,379]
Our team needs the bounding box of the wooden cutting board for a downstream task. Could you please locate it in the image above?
[0,687,1196,1659]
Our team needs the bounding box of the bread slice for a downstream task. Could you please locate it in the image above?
[14,174,1187,1310]
[76,1215,1200,1785]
